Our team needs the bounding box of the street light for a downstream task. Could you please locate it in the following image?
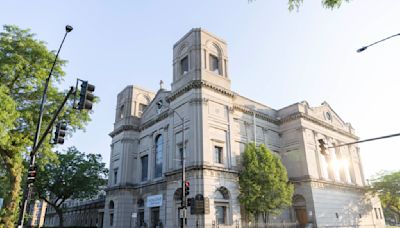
[169,109,187,228]
[18,25,73,227]
[357,32,400,53]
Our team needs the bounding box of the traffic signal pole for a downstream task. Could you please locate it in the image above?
[318,132,400,155]
[327,132,400,149]
[31,87,74,155]
[18,26,73,227]
[18,87,74,227]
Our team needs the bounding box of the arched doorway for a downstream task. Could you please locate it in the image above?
[293,195,308,227]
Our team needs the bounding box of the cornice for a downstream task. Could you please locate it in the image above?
[109,125,140,137]
[164,164,239,177]
[233,105,279,125]
[290,176,366,192]
[281,112,358,140]
[140,110,169,131]
[189,97,209,104]
[105,179,167,192]
[166,80,234,102]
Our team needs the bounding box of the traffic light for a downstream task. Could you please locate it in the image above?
[187,198,192,207]
[53,122,67,144]
[78,81,95,110]
[27,166,37,184]
[185,181,190,196]
[318,139,327,155]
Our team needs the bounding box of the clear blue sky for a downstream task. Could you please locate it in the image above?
[2,0,400,179]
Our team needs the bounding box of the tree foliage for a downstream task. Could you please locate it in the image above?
[249,0,349,11]
[370,171,400,223]
[238,143,294,224]
[34,147,108,228]
[288,0,349,11]
[0,25,93,227]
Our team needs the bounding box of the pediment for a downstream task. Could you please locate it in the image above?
[308,101,350,130]
[140,89,171,123]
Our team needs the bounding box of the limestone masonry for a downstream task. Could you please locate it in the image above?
[102,28,385,228]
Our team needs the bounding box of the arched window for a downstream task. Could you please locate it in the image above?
[208,43,223,76]
[214,187,231,225]
[137,198,145,226]
[109,200,114,209]
[154,134,163,178]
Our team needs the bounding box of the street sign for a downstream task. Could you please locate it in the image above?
[179,208,187,218]
[190,195,210,214]
[132,212,137,218]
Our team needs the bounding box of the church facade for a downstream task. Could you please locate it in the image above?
[103,28,385,228]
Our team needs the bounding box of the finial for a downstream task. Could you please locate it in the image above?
[159,80,164,90]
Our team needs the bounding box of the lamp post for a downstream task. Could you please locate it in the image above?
[174,110,186,228]
[357,32,400,53]
[18,25,73,227]
[172,110,186,228]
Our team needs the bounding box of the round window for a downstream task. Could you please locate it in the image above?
[326,112,331,121]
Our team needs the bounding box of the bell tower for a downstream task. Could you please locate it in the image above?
[171,28,231,92]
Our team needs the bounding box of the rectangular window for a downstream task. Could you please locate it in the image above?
[110,213,114,226]
[374,208,379,219]
[154,135,163,178]
[177,145,183,167]
[113,168,118,185]
[215,206,226,224]
[209,54,220,74]
[119,105,124,119]
[214,146,223,164]
[333,144,345,182]
[378,208,383,219]
[180,56,189,75]
[141,155,148,181]
[138,210,145,226]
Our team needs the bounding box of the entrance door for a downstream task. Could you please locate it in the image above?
[295,208,308,227]
[151,207,160,228]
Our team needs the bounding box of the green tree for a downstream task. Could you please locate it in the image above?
[0,25,93,227]
[34,147,108,228]
[370,171,400,224]
[288,0,349,10]
[239,143,294,226]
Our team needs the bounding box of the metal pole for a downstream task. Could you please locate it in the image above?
[19,87,74,227]
[357,32,400,52]
[327,132,400,149]
[180,114,186,228]
[32,87,75,156]
[18,26,72,227]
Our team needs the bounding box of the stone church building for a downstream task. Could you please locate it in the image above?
[103,28,385,227]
